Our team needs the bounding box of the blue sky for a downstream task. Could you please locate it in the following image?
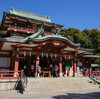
[0,0,100,31]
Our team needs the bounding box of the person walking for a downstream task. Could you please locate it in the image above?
[37,64,41,77]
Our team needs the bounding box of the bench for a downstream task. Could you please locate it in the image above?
[42,71,51,77]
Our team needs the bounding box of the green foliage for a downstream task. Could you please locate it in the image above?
[59,27,100,54]
[59,28,93,48]
[0,22,6,34]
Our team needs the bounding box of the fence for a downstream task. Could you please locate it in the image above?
[92,71,100,77]
[0,70,24,79]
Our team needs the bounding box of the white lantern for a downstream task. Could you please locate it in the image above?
[29,52,31,57]
[69,55,70,59]
[46,53,48,58]
[24,51,26,57]
[65,55,66,59]
[51,54,53,58]
[55,54,56,58]
[42,53,44,57]
[17,48,19,51]
[37,54,39,59]
[16,53,19,58]
[60,56,62,61]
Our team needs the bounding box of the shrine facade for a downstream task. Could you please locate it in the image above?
[0,8,99,78]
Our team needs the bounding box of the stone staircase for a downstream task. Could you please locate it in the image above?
[25,77,99,94]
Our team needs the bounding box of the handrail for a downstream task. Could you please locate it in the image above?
[92,71,100,77]
[20,70,28,91]
[0,70,21,79]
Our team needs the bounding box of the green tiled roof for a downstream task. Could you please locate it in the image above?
[82,55,100,58]
[9,8,52,23]
[91,64,100,67]
[79,48,94,51]
[29,34,80,47]
[84,52,93,55]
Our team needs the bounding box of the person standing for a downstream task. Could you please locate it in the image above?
[54,65,58,78]
[37,64,41,77]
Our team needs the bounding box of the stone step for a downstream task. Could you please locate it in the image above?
[25,77,99,93]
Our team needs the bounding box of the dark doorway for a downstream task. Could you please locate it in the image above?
[40,57,58,70]
[19,56,35,77]
[39,57,58,77]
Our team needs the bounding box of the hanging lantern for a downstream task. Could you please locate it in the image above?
[46,53,48,58]
[55,54,56,58]
[17,48,19,51]
[42,53,44,57]
[29,52,31,57]
[60,56,62,61]
[69,55,70,59]
[65,55,66,59]
[37,54,39,59]
[16,53,19,58]
[51,53,53,58]
[24,51,26,57]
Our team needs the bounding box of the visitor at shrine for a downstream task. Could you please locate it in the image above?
[54,65,58,78]
[37,65,41,77]
[92,76,96,84]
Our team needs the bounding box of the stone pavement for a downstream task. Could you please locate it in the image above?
[0,88,100,99]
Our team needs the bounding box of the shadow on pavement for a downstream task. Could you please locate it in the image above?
[52,92,100,99]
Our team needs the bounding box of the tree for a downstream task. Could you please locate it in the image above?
[90,29,100,54]
[59,27,92,48]
[0,22,6,34]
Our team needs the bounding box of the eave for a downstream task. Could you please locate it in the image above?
[82,55,100,59]
[29,34,80,47]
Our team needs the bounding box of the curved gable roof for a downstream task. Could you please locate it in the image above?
[29,34,80,47]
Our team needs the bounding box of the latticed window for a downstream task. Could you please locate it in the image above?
[0,58,10,67]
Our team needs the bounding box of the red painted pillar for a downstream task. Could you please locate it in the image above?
[89,60,92,77]
[14,58,19,77]
[73,60,77,77]
[58,57,62,77]
[14,58,19,71]
[35,55,39,77]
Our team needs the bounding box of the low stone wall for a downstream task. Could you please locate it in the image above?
[0,79,20,91]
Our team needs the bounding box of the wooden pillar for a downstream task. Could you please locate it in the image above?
[14,58,19,77]
[89,59,92,77]
[73,59,77,77]
[35,55,39,77]
[58,57,63,77]
[14,58,19,71]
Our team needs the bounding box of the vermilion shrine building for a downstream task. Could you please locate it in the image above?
[0,8,100,78]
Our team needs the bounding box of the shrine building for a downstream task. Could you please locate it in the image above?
[0,8,100,79]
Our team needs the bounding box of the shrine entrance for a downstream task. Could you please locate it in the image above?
[39,57,58,77]
[19,56,35,77]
